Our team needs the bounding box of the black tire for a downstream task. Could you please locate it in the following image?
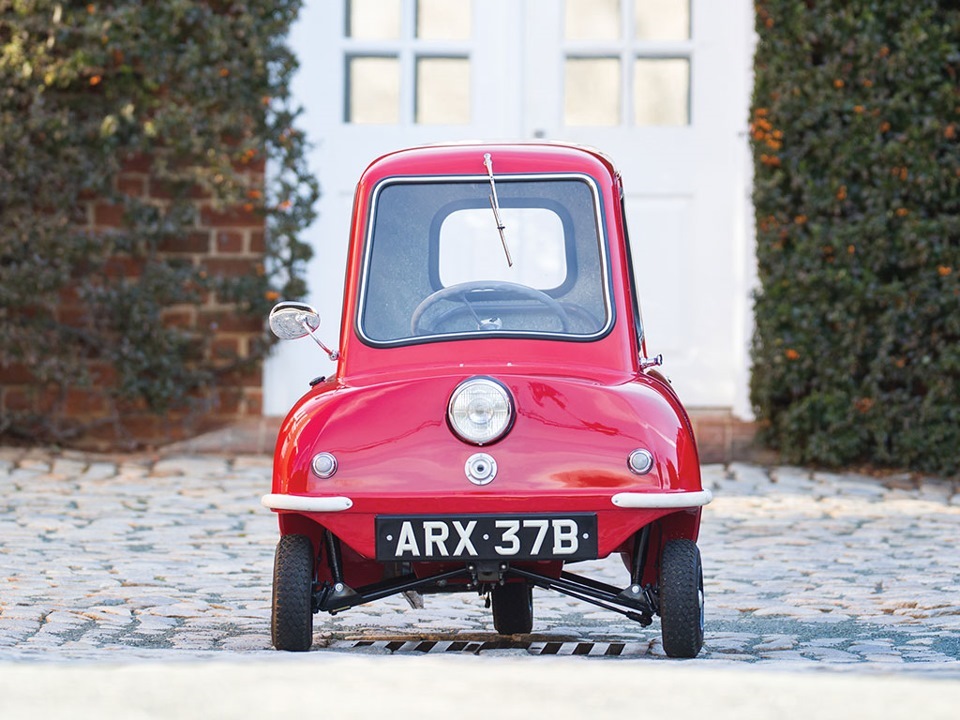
[271,534,315,651]
[658,539,704,658]
[492,581,534,635]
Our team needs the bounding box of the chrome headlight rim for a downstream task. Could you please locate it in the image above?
[447,376,515,446]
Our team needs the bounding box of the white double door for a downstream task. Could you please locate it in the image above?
[265,0,755,417]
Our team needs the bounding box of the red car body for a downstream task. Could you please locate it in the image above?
[263,143,711,656]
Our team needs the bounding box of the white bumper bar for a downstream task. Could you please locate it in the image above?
[261,494,354,512]
[611,489,713,509]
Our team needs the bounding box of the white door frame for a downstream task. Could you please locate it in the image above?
[266,0,756,419]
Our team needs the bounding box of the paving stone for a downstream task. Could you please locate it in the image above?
[755,635,798,651]
[18,458,52,472]
[759,650,808,660]
[50,459,90,477]
[770,466,816,492]
[804,647,860,662]
[726,463,772,492]
[80,462,119,480]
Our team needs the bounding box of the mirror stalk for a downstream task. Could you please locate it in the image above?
[640,354,663,370]
[302,317,340,361]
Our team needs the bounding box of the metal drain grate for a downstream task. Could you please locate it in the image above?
[334,640,650,656]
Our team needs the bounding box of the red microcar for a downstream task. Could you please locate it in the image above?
[262,142,711,657]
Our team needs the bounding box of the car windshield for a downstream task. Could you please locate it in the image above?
[358,175,611,345]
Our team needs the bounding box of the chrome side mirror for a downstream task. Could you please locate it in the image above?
[269,302,339,360]
[269,301,320,340]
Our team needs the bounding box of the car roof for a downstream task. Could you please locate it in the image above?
[358,141,620,185]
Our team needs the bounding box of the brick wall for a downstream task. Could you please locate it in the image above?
[688,409,770,465]
[0,155,268,450]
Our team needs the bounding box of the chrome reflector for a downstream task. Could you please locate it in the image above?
[628,449,654,475]
[311,452,338,479]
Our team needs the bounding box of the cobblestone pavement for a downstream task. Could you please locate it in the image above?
[1,448,959,673]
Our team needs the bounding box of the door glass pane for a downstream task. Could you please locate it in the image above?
[417,0,472,40]
[416,57,471,124]
[347,0,401,39]
[565,0,620,41]
[565,58,620,126]
[348,56,400,124]
[633,58,689,126]
[635,0,690,40]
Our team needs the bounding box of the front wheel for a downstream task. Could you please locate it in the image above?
[271,534,315,651]
[658,539,704,658]
[492,581,534,635]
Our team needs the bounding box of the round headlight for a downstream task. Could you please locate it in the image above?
[448,377,514,445]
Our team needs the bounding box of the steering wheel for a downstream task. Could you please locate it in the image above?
[410,281,571,335]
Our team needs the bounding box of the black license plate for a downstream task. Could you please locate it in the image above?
[375,513,598,561]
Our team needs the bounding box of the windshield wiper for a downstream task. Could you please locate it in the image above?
[483,152,513,267]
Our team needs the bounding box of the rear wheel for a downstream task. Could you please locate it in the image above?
[658,539,704,658]
[492,581,534,635]
[271,534,315,651]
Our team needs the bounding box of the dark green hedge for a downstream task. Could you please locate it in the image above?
[750,1,960,475]
[0,1,318,442]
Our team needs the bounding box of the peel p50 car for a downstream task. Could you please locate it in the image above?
[263,143,711,656]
